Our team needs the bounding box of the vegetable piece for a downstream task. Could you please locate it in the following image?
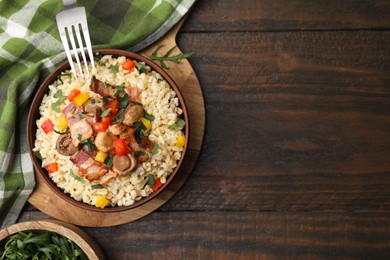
[176,135,186,148]
[96,195,109,208]
[92,184,105,189]
[122,59,136,70]
[41,119,54,134]
[106,99,119,115]
[67,88,81,101]
[143,110,154,122]
[169,119,186,129]
[55,115,68,131]
[72,92,89,106]
[93,116,110,132]
[109,64,119,73]
[150,178,162,191]
[140,117,152,131]
[45,163,58,173]
[113,138,130,156]
[51,90,67,112]
[148,143,159,158]
[70,169,85,183]
[95,151,108,164]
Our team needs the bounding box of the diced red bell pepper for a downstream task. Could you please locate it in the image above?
[41,119,54,134]
[106,99,119,116]
[122,59,135,71]
[67,89,81,102]
[113,138,130,156]
[45,163,58,173]
[93,116,110,132]
[150,178,162,191]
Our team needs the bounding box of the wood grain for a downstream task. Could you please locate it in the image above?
[184,0,390,32]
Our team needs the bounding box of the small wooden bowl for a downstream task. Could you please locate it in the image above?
[0,220,105,259]
[27,49,189,213]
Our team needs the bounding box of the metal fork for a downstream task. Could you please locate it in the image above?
[56,0,95,78]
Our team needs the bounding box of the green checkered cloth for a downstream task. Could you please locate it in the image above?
[0,0,195,228]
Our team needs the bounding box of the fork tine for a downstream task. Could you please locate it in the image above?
[67,26,84,78]
[58,27,77,78]
[74,24,89,75]
[82,24,95,69]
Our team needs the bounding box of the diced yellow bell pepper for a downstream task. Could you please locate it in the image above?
[176,135,186,148]
[95,151,108,164]
[72,93,89,106]
[140,117,152,131]
[96,195,109,209]
[55,115,68,131]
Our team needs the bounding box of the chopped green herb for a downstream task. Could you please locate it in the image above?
[91,184,105,189]
[114,82,125,97]
[119,93,129,109]
[133,151,145,156]
[134,128,146,148]
[104,156,113,168]
[150,45,193,69]
[92,75,97,86]
[169,119,186,129]
[101,108,111,117]
[134,120,146,131]
[57,73,71,84]
[131,101,143,106]
[70,169,85,183]
[102,97,109,104]
[148,143,159,158]
[78,136,96,153]
[70,106,76,114]
[53,127,70,135]
[114,115,124,124]
[143,110,155,122]
[102,81,108,89]
[109,64,119,73]
[33,150,43,160]
[77,111,87,119]
[136,62,146,74]
[146,174,156,186]
[51,90,67,112]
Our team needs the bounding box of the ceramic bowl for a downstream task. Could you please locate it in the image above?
[27,49,189,212]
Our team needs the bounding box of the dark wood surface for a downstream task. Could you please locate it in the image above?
[18,0,390,258]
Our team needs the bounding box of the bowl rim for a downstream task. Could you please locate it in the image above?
[27,49,190,213]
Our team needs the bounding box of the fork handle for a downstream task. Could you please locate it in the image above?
[62,0,77,7]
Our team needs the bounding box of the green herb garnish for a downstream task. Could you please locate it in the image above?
[150,45,193,69]
[136,62,146,74]
[57,73,71,84]
[169,119,186,129]
[70,169,85,183]
[148,143,159,158]
[143,110,154,122]
[102,81,108,89]
[33,150,43,160]
[146,174,155,186]
[53,127,70,135]
[133,151,145,156]
[91,184,105,189]
[51,90,67,112]
[109,64,119,73]
[78,135,96,153]
[100,108,111,117]
[104,156,113,168]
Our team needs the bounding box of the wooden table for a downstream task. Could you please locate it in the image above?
[18,0,390,258]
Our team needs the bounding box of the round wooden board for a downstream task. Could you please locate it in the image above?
[28,18,205,227]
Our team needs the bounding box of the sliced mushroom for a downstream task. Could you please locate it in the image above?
[122,103,144,126]
[95,131,114,153]
[56,133,79,156]
[112,153,137,175]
